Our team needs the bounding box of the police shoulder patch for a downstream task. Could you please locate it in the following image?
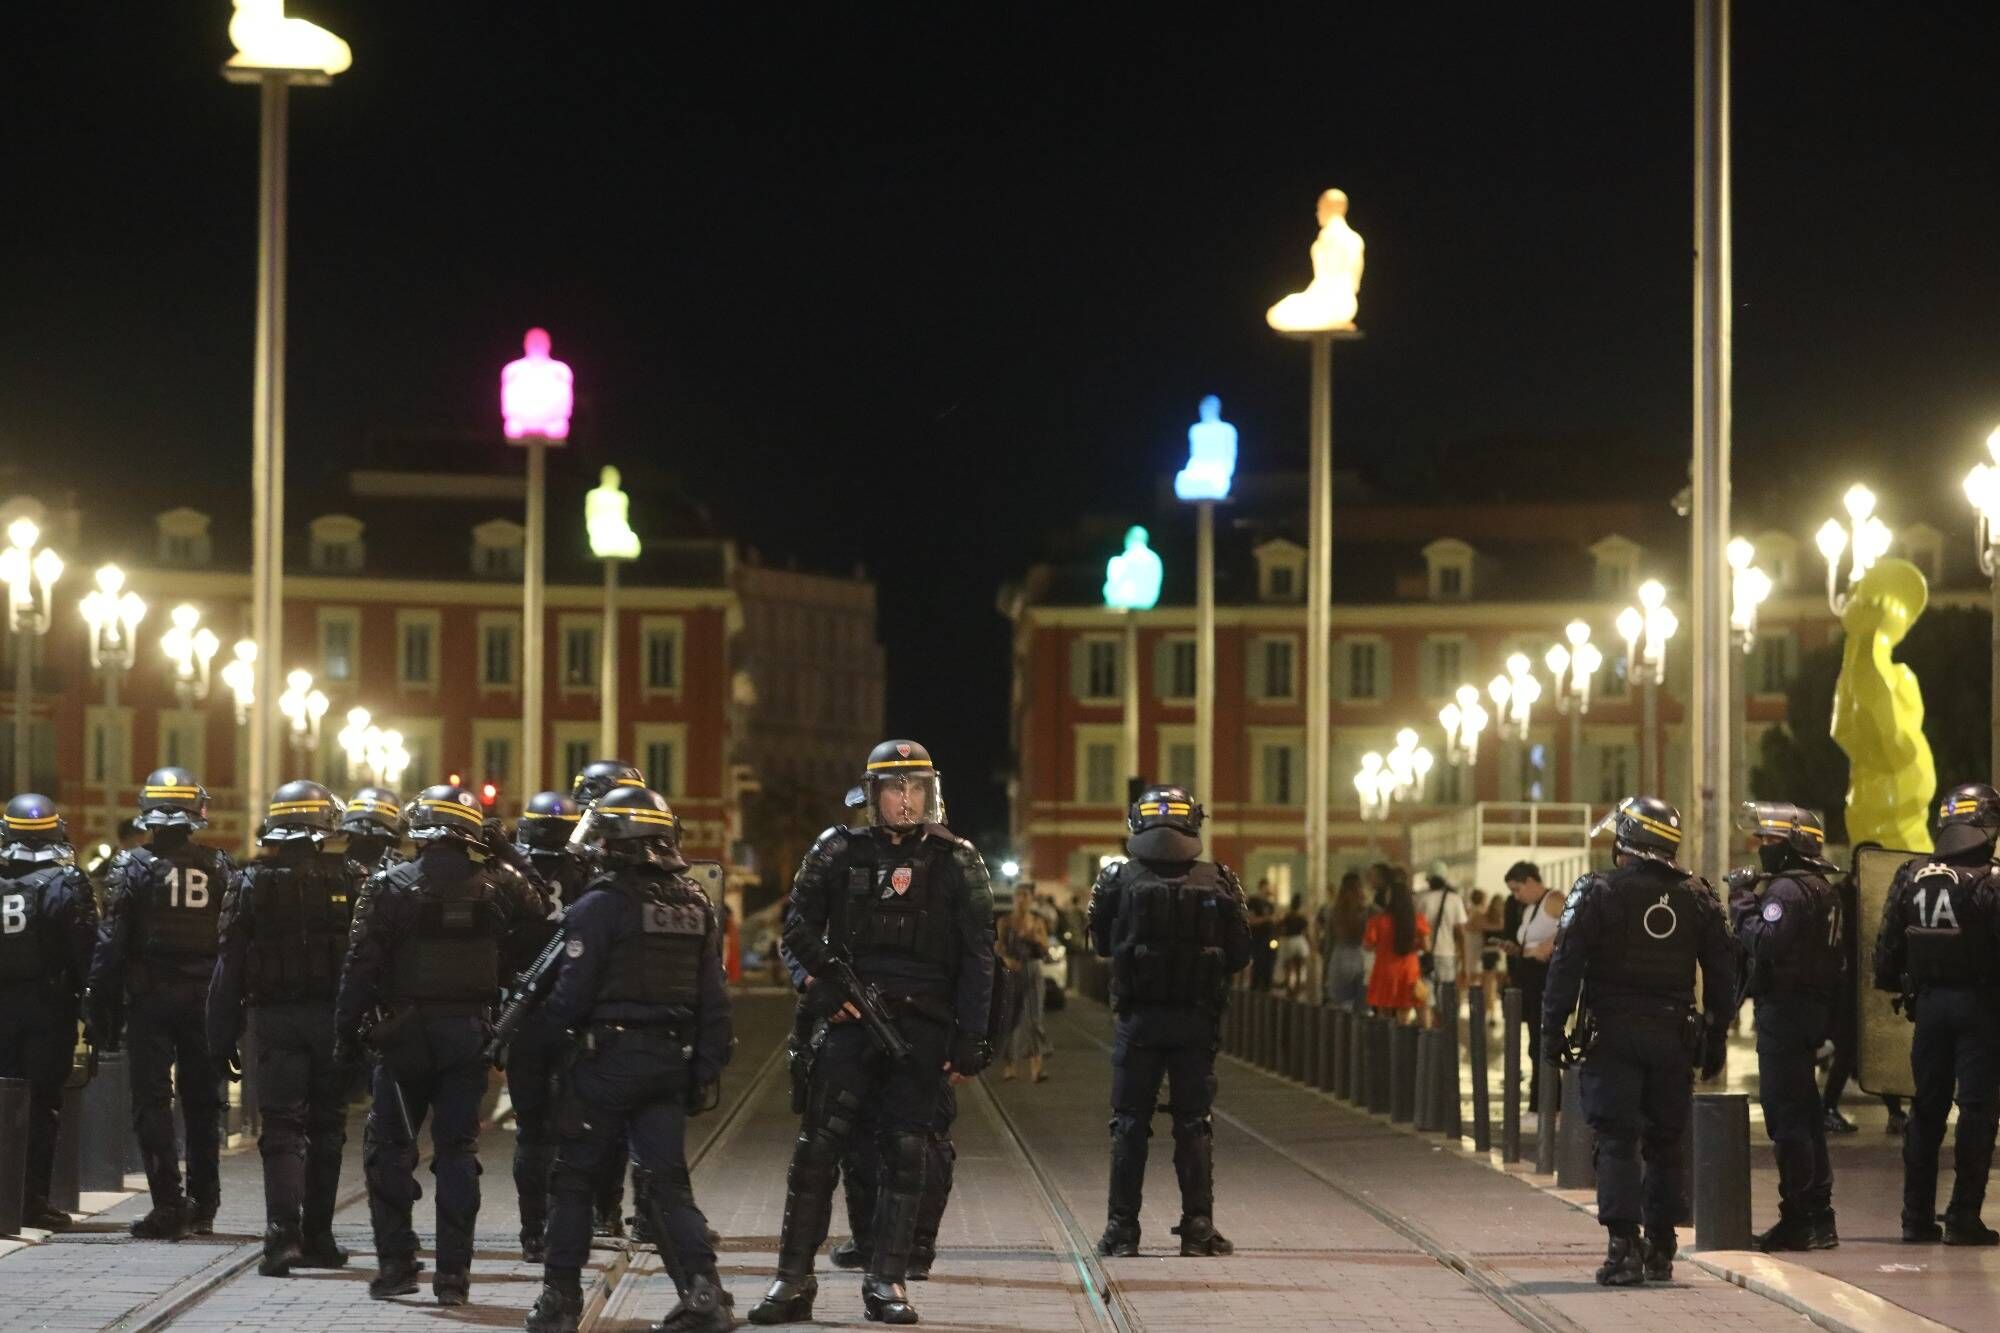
[1761,899,1784,923]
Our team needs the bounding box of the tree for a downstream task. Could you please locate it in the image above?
[1751,605,1991,845]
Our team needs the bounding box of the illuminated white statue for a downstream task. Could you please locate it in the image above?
[586,466,641,561]
[1266,189,1365,333]
[226,0,352,76]
[501,327,574,442]
[1175,395,1238,502]
[1103,526,1164,612]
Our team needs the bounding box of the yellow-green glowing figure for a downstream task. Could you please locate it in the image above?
[1829,557,1935,852]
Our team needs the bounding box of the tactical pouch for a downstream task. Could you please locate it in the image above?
[365,1004,420,1057]
[1907,927,1972,988]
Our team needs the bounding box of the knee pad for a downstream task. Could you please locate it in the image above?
[258,1110,307,1156]
[810,1084,865,1142]
[1170,1114,1213,1144]
[881,1131,928,1195]
[1109,1112,1151,1144]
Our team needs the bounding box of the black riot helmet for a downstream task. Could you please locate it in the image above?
[517,790,581,850]
[341,786,407,839]
[262,780,340,844]
[2,793,69,862]
[1737,800,1829,862]
[571,759,645,806]
[407,784,487,845]
[577,785,686,869]
[1592,795,1685,869]
[1127,784,1205,862]
[850,739,941,833]
[138,767,209,830]
[1935,782,2000,857]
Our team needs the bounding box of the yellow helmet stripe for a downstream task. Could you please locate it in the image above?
[416,799,484,824]
[1631,812,1683,842]
[350,800,401,816]
[867,758,934,770]
[267,800,331,814]
[144,785,202,797]
[520,810,580,821]
[5,814,60,830]
[616,808,678,825]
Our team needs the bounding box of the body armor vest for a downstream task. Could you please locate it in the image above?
[0,864,62,983]
[1108,860,1229,1011]
[386,864,504,1004]
[596,877,710,1011]
[243,855,357,1004]
[838,830,954,966]
[1901,861,1995,989]
[129,845,227,962]
[1584,867,1705,1007]
[1760,870,1844,995]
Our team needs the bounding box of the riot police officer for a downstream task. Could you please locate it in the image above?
[505,790,586,1261]
[0,794,99,1231]
[1086,785,1251,1258]
[569,760,647,1237]
[89,768,237,1239]
[525,786,733,1333]
[750,740,995,1327]
[1873,782,2000,1245]
[207,781,363,1275]
[334,783,545,1305]
[1728,801,1845,1252]
[1541,796,1736,1286]
[337,786,408,874]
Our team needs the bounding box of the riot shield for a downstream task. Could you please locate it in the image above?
[1855,845,1919,1099]
[686,859,724,905]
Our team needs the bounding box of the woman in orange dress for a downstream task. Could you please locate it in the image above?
[1364,866,1429,1021]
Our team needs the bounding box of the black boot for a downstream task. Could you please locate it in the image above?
[515,1141,554,1263]
[434,1271,470,1307]
[1595,1232,1645,1286]
[1944,1215,2000,1246]
[747,1275,817,1325]
[594,1203,626,1239]
[1641,1227,1676,1281]
[1805,1211,1840,1250]
[861,1275,918,1325]
[1101,1123,1146,1257]
[1096,1220,1140,1257]
[368,1254,422,1299]
[656,1271,733,1333]
[527,1280,585,1333]
[130,1200,192,1240]
[1753,1214,1817,1253]
[258,1225,303,1277]
[1902,1216,1943,1243]
[907,1242,935,1281]
[22,1201,72,1232]
[296,1231,350,1268]
[1173,1216,1233,1256]
[830,1237,871,1269]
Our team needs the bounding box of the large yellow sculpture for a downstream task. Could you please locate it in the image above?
[1829,557,1935,852]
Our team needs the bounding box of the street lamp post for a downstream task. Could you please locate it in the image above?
[1176,396,1239,811]
[224,5,350,853]
[277,668,329,774]
[1438,683,1490,771]
[1546,620,1603,803]
[80,564,147,809]
[337,706,410,791]
[221,640,258,727]
[1726,538,1772,807]
[503,328,576,793]
[1961,430,2000,785]
[1814,484,1892,617]
[587,466,643,757]
[1104,526,1164,808]
[1,518,63,788]
[162,605,221,709]
[1618,580,1679,797]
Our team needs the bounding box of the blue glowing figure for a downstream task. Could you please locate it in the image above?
[1103,526,1164,611]
[1174,395,1237,502]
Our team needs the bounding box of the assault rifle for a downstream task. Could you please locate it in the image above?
[811,949,912,1063]
[485,930,567,1068]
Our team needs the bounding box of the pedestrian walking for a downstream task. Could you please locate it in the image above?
[1364,867,1428,1022]
[999,886,1051,1083]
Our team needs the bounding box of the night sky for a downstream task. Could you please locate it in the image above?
[6,4,2000,843]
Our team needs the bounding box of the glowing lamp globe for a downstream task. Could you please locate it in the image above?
[502,328,575,443]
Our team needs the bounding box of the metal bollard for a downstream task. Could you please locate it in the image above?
[1317,1006,1338,1092]
[1469,986,1492,1153]
[1331,1008,1352,1098]
[1501,989,1522,1162]
[1390,1024,1419,1123]
[1367,1017,1393,1114]
[1439,981,1462,1139]
[1535,1062,1559,1174]
[1347,1010,1366,1105]
[1272,998,1290,1075]
[1693,1092,1752,1251]
[1413,1030,1438,1131]
[81,1051,129,1191]
[1255,992,1274,1069]
[0,1079,26,1236]
[49,1084,82,1212]
[1556,1065,1596,1188]
[1289,1003,1309,1082]
[1304,1005,1324,1088]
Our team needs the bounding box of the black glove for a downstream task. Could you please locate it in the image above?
[687,1079,721,1116]
[219,1044,244,1083]
[948,1033,991,1079]
[1541,1031,1568,1066]
[1698,1024,1728,1081]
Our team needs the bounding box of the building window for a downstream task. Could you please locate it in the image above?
[1270,565,1295,598]
[1438,565,1462,598]
[1161,637,1196,700]
[1254,540,1306,603]
[1341,637,1388,701]
[397,613,439,688]
[1084,743,1117,803]
[1251,636,1296,702]
[1420,636,1467,700]
[481,736,513,786]
[1157,725,1197,792]
[481,618,517,688]
[1074,637,1120,700]
[1600,652,1630,699]
[1750,631,1798,696]
[470,519,526,579]
[319,609,359,682]
[1590,535,1642,598]
[636,724,688,797]
[1592,742,1638,804]
[562,623,600,689]
[155,508,212,568]
[308,514,366,573]
[85,707,131,785]
[1257,738,1301,806]
[159,710,205,772]
[642,619,683,692]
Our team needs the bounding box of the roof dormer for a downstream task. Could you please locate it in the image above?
[308,514,366,573]
[1752,529,1801,591]
[1589,534,1642,597]
[1252,539,1306,603]
[472,518,526,578]
[156,507,212,568]
[1421,538,1475,601]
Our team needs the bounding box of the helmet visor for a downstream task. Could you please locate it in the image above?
[869,772,940,830]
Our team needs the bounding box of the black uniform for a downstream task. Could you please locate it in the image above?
[0,845,98,1224]
[334,842,544,1296]
[759,822,994,1317]
[539,863,732,1294]
[1873,849,2000,1238]
[1542,861,1735,1256]
[1730,863,1844,1237]
[506,836,580,1256]
[207,840,362,1266]
[90,831,237,1225]
[1087,847,1252,1253]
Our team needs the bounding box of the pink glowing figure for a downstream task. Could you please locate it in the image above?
[501,327,574,442]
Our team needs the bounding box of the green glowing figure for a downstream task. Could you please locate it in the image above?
[1830,557,1935,853]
